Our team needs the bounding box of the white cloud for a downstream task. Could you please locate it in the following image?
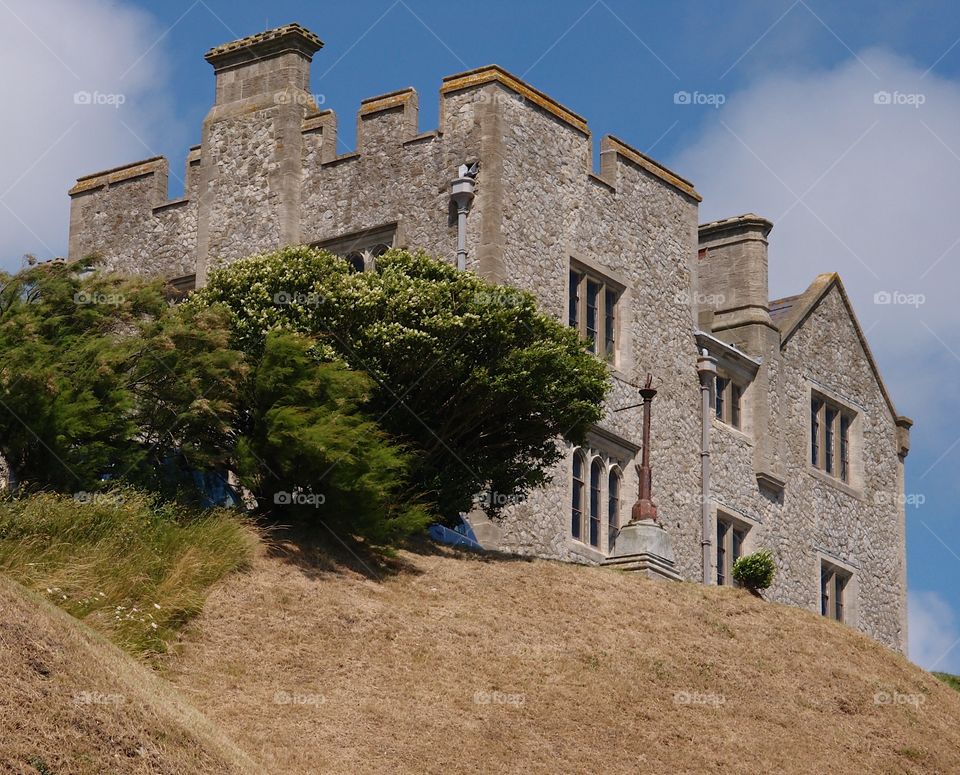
[909,590,960,673]
[672,49,960,422]
[0,0,174,270]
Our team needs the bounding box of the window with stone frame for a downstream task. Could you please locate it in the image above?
[570,447,627,554]
[589,459,603,549]
[716,514,748,586]
[715,374,744,430]
[607,467,621,553]
[810,393,855,483]
[820,561,851,622]
[568,262,622,365]
[315,224,396,272]
[571,451,586,542]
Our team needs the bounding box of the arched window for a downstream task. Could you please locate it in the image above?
[608,468,621,553]
[366,243,390,272]
[589,459,603,548]
[571,451,585,540]
[344,244,390,273]
[346,252,365,273]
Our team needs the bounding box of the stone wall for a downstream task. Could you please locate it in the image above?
[706,280,907,651]
[197,101,289,275]
[780,285,906,649]
[68,157,197,278]
[468,76,704,574]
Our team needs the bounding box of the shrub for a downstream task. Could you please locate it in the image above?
[933,672,960,693]
[0,488,255,656]
[732,550,776,592]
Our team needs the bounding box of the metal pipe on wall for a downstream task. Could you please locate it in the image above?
[450,162,478,271]
[697,350,718,584]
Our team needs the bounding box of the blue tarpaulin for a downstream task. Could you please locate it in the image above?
[428,516,484,551]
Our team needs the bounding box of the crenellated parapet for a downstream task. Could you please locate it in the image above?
[67,24,701,288]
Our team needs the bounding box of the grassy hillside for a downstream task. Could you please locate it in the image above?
[3,516,959,774]
[934,672,960,692]
[163,535,960,774]
[0,490,256,656]
[0,574,258,774]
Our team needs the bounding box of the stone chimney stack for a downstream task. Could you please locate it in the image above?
[195,24,324,285]
[204,23,322,105]
[697,214,785,487]
[696,214,773,334]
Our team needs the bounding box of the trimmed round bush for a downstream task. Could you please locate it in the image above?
[732,549,776,591]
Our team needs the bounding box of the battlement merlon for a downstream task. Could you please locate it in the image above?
[440,65,589,135]
[66,150,196,277]
[68,156,167,198]
[600,135,701,202]
[357,88,419,151]
[67,156,173,262]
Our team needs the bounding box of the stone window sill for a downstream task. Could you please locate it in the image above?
[569,540,609,564]
[713,418,753,445]
[807,465,863,500]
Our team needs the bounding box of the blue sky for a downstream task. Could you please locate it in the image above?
[2,0,960,668]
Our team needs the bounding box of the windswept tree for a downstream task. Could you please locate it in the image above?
[236,331,430,544]
[0,259,246,495]
[0,258,426,544]
[189,247,611,519]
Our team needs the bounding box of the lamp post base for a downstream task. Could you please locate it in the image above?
[602,520,681,582]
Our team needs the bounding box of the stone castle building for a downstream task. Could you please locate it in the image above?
[66,24,911,651]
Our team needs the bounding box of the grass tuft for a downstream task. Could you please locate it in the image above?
[933,671,960,692]
[0,488,256,656]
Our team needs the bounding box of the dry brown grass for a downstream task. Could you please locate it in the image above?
[163,535,960,774]
[0,574,258,775]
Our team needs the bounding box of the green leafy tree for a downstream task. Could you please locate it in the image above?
[0,259,246,494]
[236,331,429,544]
[190,246,611,518]
[0,259,426,544]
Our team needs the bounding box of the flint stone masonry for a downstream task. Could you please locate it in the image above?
[66,23,910,652]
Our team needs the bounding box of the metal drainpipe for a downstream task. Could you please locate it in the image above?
[450,163,478,271]
[697,350,718,584]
